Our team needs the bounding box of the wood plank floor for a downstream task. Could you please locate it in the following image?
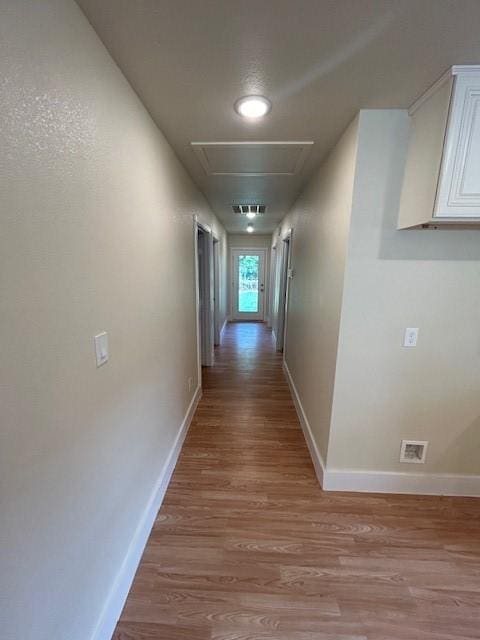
[113,322,480,640]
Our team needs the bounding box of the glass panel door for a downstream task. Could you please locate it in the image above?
[231,249,266,320]
[238,254,260,313]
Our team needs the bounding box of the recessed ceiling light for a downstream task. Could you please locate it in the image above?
[234,95,271,119]
[246,223,254,233]
[246,211,256,219]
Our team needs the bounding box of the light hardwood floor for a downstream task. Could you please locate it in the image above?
[113,322,480,640]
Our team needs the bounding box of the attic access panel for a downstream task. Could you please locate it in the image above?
[191,141,314,176]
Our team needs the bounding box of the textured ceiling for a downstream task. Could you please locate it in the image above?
[77,0,480,233]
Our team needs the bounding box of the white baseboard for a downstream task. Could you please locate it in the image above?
[283,360,325,487]
[91,385,202,640]
[283,360,480,498]
[323,468,480,496]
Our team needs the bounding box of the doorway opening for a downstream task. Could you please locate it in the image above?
[275,230,292,352]
[195,221,214,379]
[231,248,266,321]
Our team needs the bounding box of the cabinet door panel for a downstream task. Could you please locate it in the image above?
[435,73,480,218]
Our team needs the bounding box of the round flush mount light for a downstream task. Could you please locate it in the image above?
[234,95,272,119]
[246,211,256,219]
[246,223,254,233]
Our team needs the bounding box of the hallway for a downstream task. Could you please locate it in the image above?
[3,4,480,639]
[113,323,480,640]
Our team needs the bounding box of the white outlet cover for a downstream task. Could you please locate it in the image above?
[94,332,109,367]
[403,327,419,347]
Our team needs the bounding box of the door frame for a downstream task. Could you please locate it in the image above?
[230,248,267,321]
[213,236,221,345]
[267,242,277,328]
[275,228,293,352]
[193,216,214,382]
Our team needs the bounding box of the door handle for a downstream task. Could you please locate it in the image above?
[260,284,264,292]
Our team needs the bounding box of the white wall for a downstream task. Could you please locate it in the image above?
[275,108,480,487]
[271,120,359,461]
[328,110,480,475]
[227,234,271,321]
[228,234,273,249]
[0,2,226,639]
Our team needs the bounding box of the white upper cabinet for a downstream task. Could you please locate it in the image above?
[435,71,480,218]
[398,66,480,229]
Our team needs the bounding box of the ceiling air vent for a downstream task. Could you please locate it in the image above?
[232,204,266,215]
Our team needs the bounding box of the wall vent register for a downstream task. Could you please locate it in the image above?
[400,440,428,463]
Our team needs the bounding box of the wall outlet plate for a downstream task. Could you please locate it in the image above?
[400,439,428,463]
[403,327,419,347]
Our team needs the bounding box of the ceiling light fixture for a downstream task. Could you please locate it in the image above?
[247,223,254,233]
[234,95,271,119]
[246,211,256,219]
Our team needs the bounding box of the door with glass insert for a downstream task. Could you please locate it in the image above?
[231,249,266,320]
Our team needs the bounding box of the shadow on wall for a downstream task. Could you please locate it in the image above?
[435,415,480,475]
[273,9,395,101]
[377,118,480,262]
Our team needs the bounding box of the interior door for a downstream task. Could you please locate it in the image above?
[231,249,266,321]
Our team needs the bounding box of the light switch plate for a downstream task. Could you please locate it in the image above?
[403,327,419,347]
[94,332,109,367]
